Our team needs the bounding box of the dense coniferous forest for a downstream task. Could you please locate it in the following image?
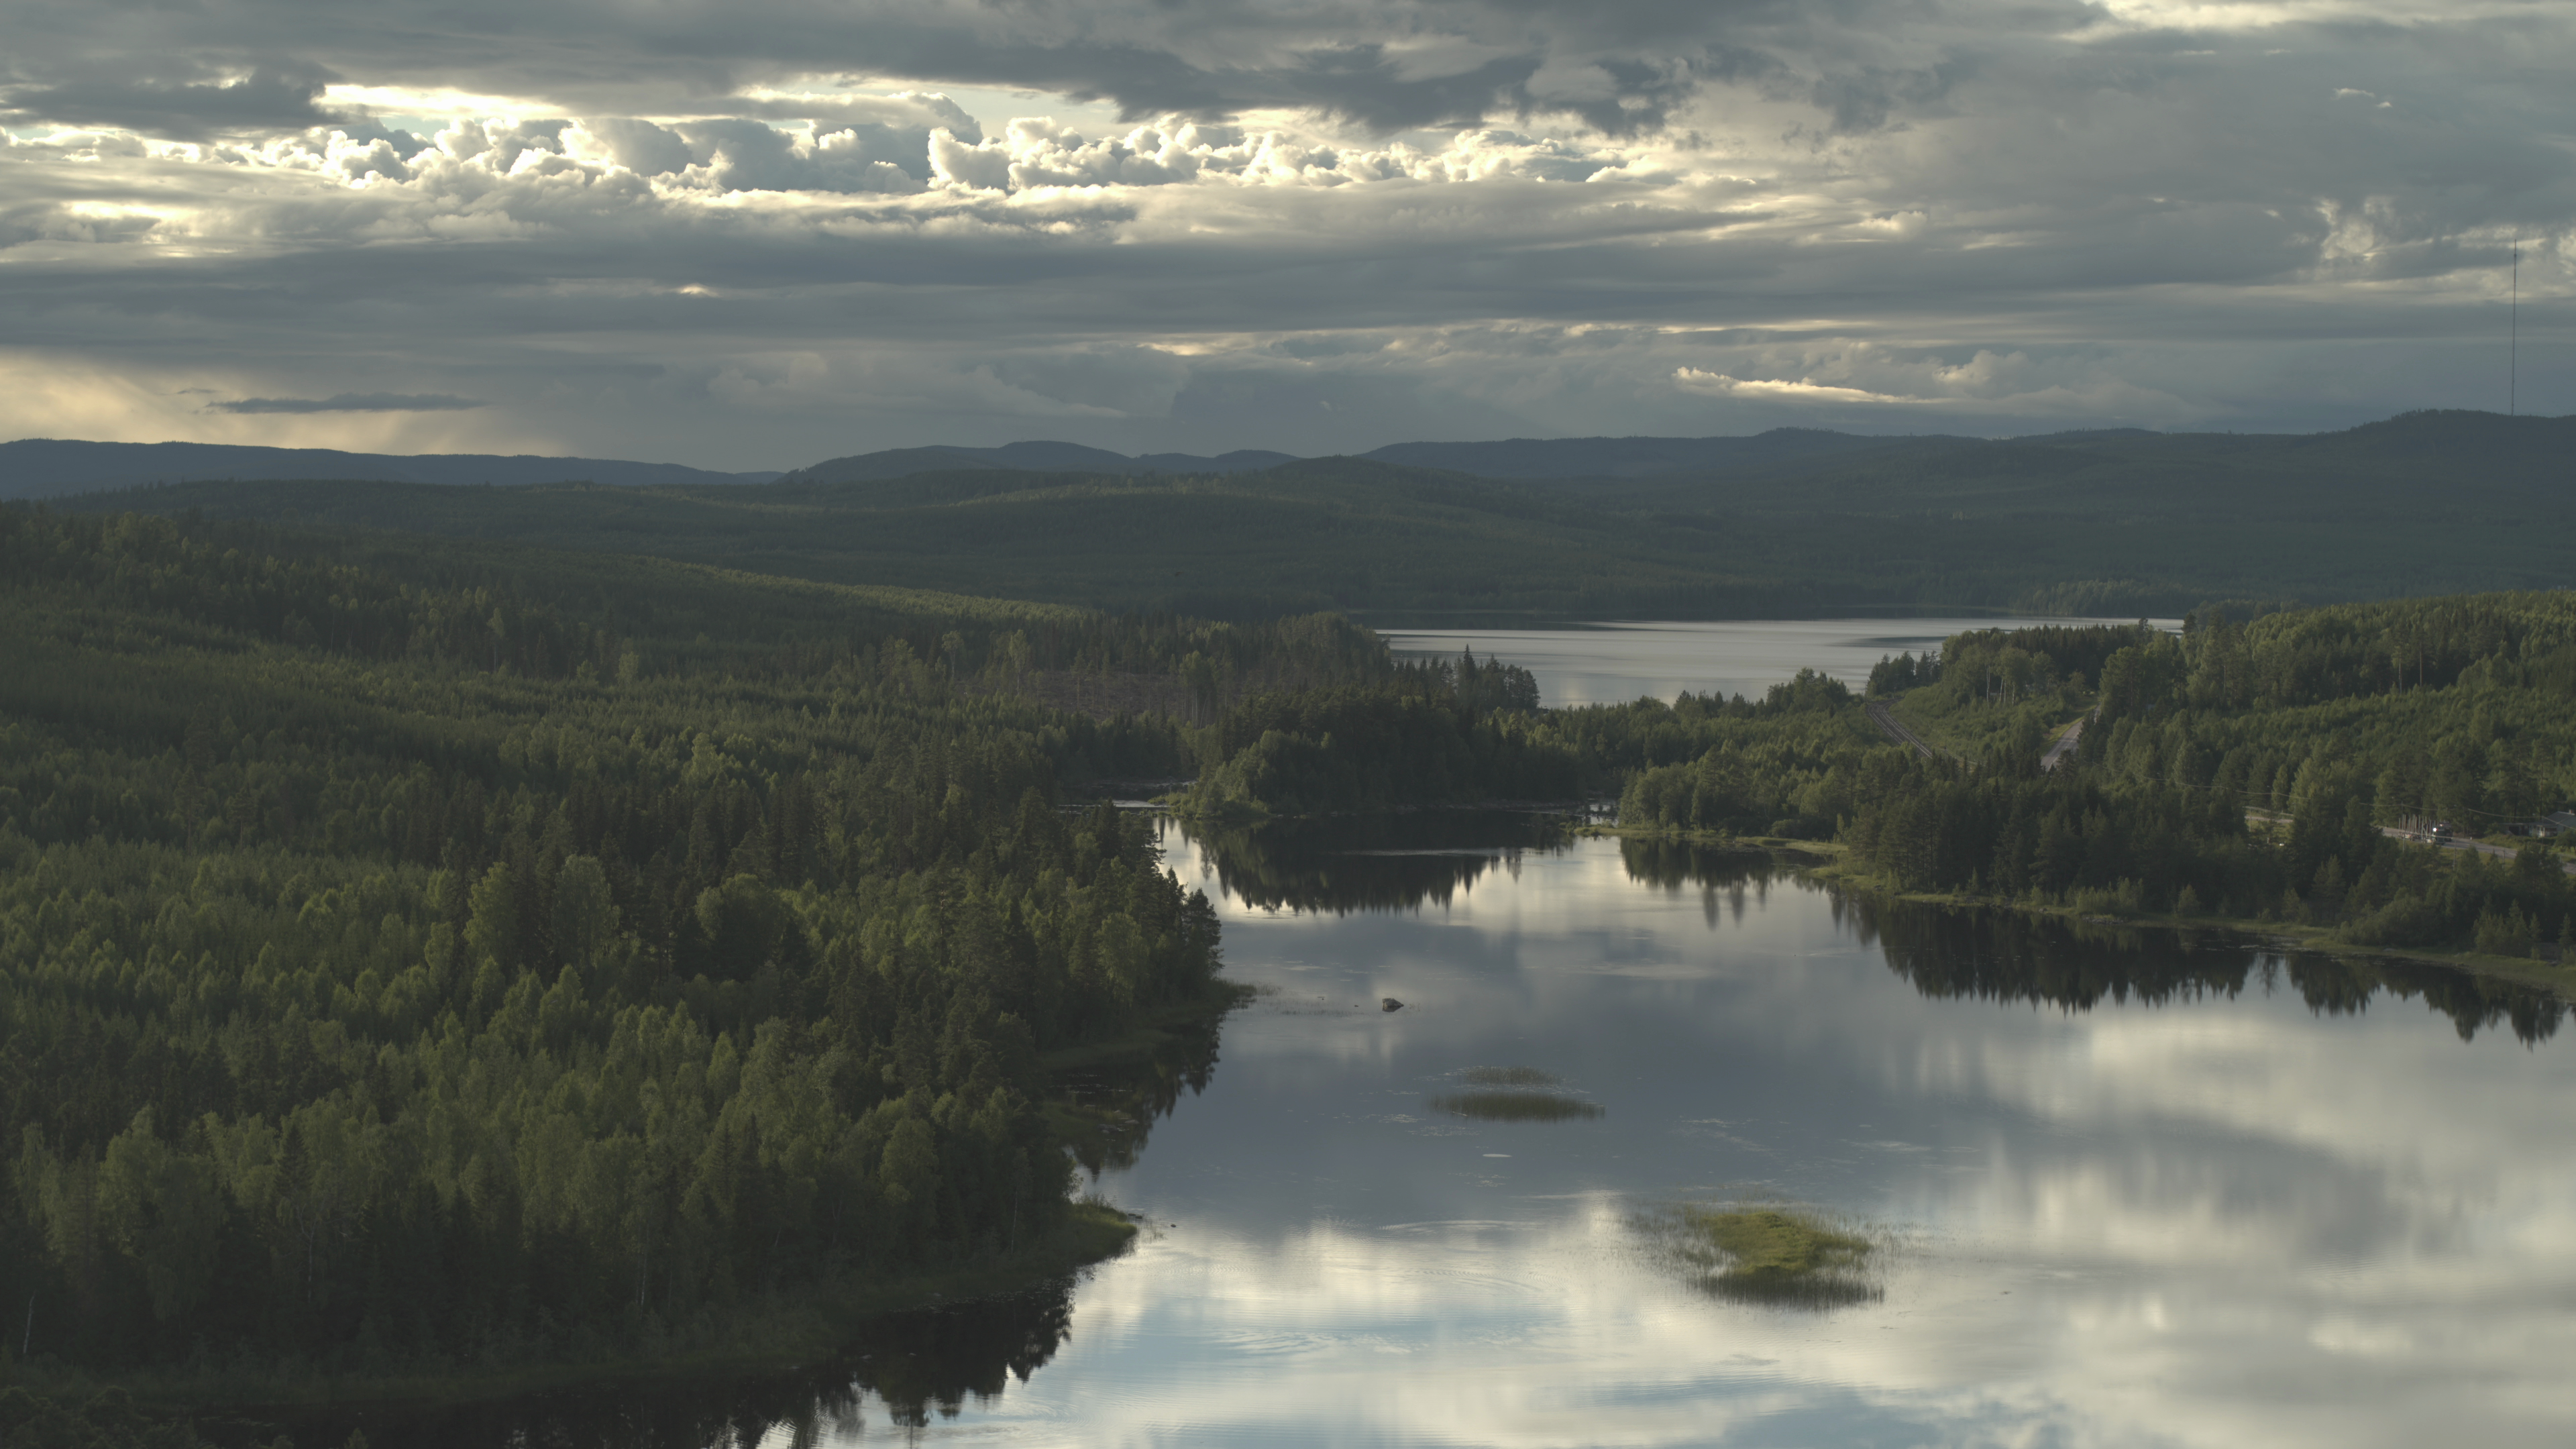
[1788,599,2576,957]
[1183,651,1565,816]
[0,507,1281,1399]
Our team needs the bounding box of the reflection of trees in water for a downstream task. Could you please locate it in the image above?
[1054,1007,1227,1178]
[2292,953,2567,1044]
[232,1279,1082,1448]
[1174,810,1571,914]
[843,1283,1080,1429]
[1843,894,2565,1045]
[1847,898,2257,1011]
[1616,837,1819,930]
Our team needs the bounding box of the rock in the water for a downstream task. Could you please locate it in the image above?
[1381,997,1404,1012]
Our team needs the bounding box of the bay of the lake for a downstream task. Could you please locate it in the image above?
[271,621,2575,1449]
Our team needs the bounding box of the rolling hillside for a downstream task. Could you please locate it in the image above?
[0,438,781,498]
[43,411,2576,623]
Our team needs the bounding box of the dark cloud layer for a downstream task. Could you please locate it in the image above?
[2,63,342,140]
[0,0,2566,465]
[208,394,486,415]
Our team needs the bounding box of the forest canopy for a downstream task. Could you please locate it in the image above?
[0,506,1262,1388]
[1815,600,2576,957]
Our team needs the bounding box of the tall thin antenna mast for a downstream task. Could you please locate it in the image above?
[2510,233,2519,417]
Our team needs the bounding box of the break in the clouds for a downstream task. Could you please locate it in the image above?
[0,0,2567,468]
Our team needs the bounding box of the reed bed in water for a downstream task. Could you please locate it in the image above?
[1435,1067,1601,1121]
[1638,1202,1882,1308]
[1432,1090,1605,1122]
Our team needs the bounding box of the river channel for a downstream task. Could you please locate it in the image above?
[266,623,2576,1448]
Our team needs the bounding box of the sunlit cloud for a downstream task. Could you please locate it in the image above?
[0,0,2565,464]
[1673,370,1930,407]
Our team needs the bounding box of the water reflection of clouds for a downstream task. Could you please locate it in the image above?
[738,827,2576,1444]
[995,829,2576,1448]
[988,1210,1916,1446]
[902,1208,2257,1447]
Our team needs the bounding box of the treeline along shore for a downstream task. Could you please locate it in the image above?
[6,498,2575,1442]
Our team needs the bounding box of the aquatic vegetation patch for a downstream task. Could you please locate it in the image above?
[1460,1065,1562,1087]
[1640,1202,1882,1309]
[1432,1089,1603,1122]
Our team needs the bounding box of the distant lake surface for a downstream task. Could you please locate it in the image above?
[277,622,2574,1449]
[1380,617,2181,706]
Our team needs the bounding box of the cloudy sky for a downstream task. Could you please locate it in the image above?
[1,0,2567,470]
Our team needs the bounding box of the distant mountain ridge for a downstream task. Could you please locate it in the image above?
[10,410,2570,505]
[49,409,2576,626]
[1355,428,1909,478]
[779,428,1915,485]
[0,439,782,500]
[776,441,1301,484]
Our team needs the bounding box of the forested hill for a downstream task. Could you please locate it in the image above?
[63,409,2576,623]
[0,505,1407,1390]
[1354,427,1902,478]
[0,439,782,500]
[776,441,1297,483]
[1550,409,2576,512]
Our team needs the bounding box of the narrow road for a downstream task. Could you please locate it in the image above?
[2251,806,2576,876]
[2041,708,2096,773]
[1866,700,1953,762]
[2373,824,2576,875]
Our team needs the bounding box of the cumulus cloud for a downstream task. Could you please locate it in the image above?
[719,89,980,142]
[0,0,2563,465]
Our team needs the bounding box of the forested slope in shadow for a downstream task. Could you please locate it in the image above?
[65,411,2576,623]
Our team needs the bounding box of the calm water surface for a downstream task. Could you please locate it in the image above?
[1379,618,2180,707]
[275,624,2576,1448]
[860,824,2574,1449]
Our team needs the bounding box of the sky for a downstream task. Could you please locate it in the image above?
[0,0,2569,472]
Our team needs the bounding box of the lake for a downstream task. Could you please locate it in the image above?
[261,623,2576,1448]
[1380,617,2181,707]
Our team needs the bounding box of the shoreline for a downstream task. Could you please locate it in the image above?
[1037,978,1258,1071]
[15,1203,1142,1419]
[1582,824,2576,1000]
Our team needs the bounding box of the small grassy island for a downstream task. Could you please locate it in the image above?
[1642,1203,1881,1308]
[1432,1091,1605,1122]
[1432,1066,1604,1122]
